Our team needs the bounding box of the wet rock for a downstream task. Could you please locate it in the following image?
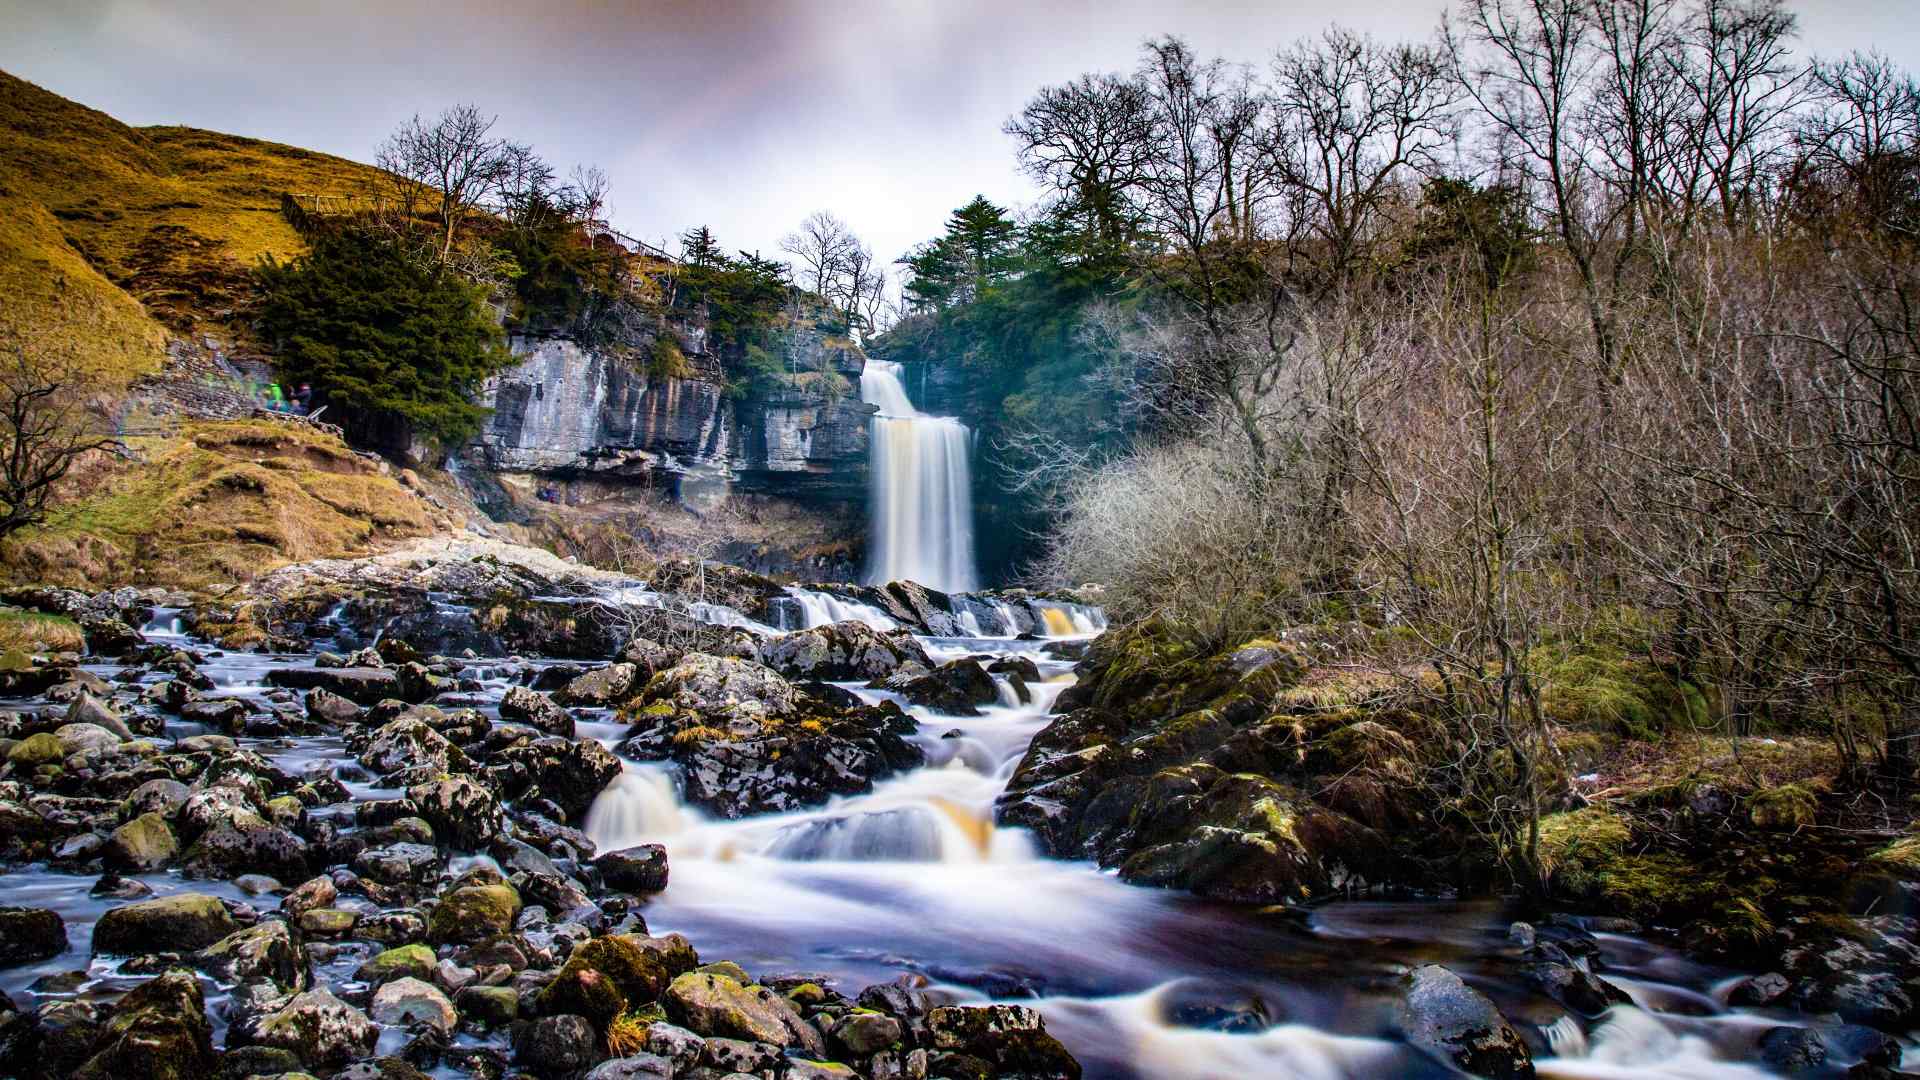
[394,662,453,704]
[704,1037,782,1072]
[1521,944,1632,1017]
[584,1053,674,1079]
[93,893,240,956]
[491,735,621,819]
[356,943,438,986]
[55,722,123,757]
[1729,971,1792,1006]
[265,666,401,706]
[90,872,152,900]
[78,614,145,658]
[70,969,212,1080]
[555,663,638,707]
[884,658,999,715]
[454,984,519,1028]
[356,717,470,778]
[428,884,522,945]
[405,775,505,850]
[353,842,443,889]
[664,969,825,1056]
[67,693,134,741]
[103,812,177,871]
[513,1013,600,1075]
[179,698,249,733]
[282,875,337,918]
[640,1021,705,1071]
[1116,772,1388,904]
[0,906,65,967]
[595,844,669,894]
[7,998,103,1078]
[622,655,922,818]
[179,810,310,883]
[369,976,457,1035]
[304,688,363,725]
[832,1010,905,1055]
[237,985,377,1068]
[926,1004,1080,1080]
[761,620,932,681]
[499,686,574,737]
[123,778,190,820]
[297,907,359,937]
[1398,965,1534,1079]
[196,920,305,992]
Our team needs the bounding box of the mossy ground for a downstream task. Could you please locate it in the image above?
[1,418,443,589]
[0,609,83,653]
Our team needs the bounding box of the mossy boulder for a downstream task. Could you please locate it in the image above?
[7,730,67,768]
[926,1004,1080,1080]
[353,943,437,986]
[426,883,521,945]
[71,969,213,1080]
[93,893,239,956]
[195,919,304,991]
[544,934,671,1013]
[238,986,377,1068]
[103,812,178,871]
[1117,773,1390,903]
[1749,784,1819,830]
[663,970,825,1056]
[0,906,66,967]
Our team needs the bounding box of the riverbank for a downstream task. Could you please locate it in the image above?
[0,550,1914,1079]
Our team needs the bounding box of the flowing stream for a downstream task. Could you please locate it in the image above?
[861,361,978,594]
[0,601,1875,1077]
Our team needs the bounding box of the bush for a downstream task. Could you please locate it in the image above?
[255,226,512,444]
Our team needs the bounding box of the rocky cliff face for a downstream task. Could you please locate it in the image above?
[470,323,872,508]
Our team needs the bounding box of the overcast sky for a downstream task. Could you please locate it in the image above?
[4,1,1917,270]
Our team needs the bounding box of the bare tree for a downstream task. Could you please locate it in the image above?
[376,105,521,269]
[0,319,123,540]
[781,211,860,307]
[1005,72,1160,244]
[1269,27,1459,282]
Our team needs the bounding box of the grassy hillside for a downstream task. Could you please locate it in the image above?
[0,70,387,383]
[1,419,449,590]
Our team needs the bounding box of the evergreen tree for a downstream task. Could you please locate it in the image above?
[680,225,723,267]
[255,227,512,444]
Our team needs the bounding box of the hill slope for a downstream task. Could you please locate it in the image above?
[0,70,386,382]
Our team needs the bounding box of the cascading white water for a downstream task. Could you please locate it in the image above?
[862,360,979,593]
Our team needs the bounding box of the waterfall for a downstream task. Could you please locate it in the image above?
[862,360,978,593]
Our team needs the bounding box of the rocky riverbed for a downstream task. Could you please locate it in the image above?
[0,545,1915,1080]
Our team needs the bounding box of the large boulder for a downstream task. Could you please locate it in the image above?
[93,894,240,956]
[555,663,638,707]
[70,970,212,1080]
[881,657,998,715]
[355,717,469,778]
[926,1004,1080,1080]
[1398,965,1534,1079]
[595,845,669,894]
[264,666,400,706]
[103,813,178,872]
[0,906,66,967]
[620,655,922,818]
[237,986,377,1068]
[662,970,825,1056]
[405,775,505,850]
[427,883,521,945]
[178,810,310,883]
[196,920,305,992]
[761,621,931,681]
[499,685,574,737]
[491,735,622,819]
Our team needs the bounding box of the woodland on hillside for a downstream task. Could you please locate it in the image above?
[881,0,1920,889]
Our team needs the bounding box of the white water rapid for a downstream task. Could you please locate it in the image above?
[861,359,978,593]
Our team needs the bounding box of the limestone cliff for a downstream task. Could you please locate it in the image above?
[471,322,872,508]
